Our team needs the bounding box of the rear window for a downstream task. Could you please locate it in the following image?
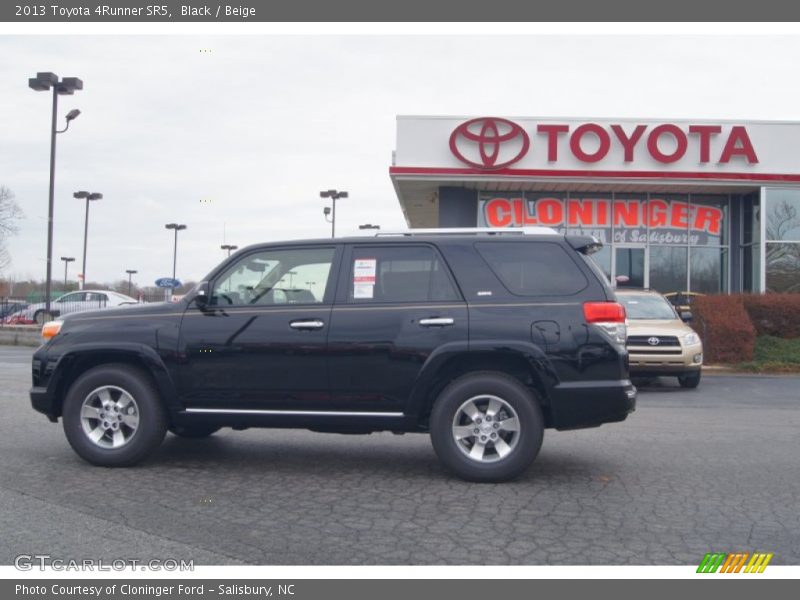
[475,241,588,297]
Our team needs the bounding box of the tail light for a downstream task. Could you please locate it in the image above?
[583,301,627,344]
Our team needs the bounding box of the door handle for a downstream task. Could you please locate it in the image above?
[289,319,325,330]
[419,317,454,327]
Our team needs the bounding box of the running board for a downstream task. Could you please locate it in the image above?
[184,408,405,418]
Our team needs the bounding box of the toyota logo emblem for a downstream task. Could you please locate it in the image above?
[648,336,660,346]
[449,117,530,170]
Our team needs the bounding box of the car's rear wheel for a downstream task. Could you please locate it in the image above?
[34,310,53,325]
[429,372,544,482]
[678,370,702,389]
[168,424,221,438]
[62,364,167,466]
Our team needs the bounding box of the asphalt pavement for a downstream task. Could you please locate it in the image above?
[0,345,798,565]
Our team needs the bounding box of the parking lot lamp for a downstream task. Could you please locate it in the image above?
[320,189,348,238]
[221,244,238,257]
[73,191,103,289]
[359,224,380,231]
[60,257,75,291]
[165,223,187,295]
[125,269,137,297]
[28,72,83,315]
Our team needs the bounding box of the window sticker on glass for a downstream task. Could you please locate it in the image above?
[353,258,377,299]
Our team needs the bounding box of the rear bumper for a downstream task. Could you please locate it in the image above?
[549,379,636,431]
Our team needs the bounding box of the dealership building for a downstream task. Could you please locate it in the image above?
[390,116,800,294]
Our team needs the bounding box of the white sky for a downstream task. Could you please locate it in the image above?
[2,34,800,287]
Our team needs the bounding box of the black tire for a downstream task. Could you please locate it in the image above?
[429,371,544,482]
[678,370,702,389]
[34,310,52,325]
[168,424,221,438]
[62,364,168,467]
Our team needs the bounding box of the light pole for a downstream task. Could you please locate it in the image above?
[165,223,187,296]
[29,72,83,315]
[125,269,137,297]
[221,244,238,257]
[73,191,102,289]
[359,223,380,231]
[287,270,297,288]
[320,189,348,238]
[60,257,74,291]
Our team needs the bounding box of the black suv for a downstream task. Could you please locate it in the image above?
[30,229,635,482]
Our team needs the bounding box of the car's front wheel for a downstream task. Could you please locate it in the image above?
[62,364,167,466]
[678,370,702,389]
[429,372,544,482]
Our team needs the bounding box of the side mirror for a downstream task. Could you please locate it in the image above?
[193,282,210,307]
[680,310,693,323]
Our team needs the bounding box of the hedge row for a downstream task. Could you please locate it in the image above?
[691,293,800,363]
[742,293,800,338]
[692,295,756,364]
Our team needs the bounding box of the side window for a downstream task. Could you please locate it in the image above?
[210,247,335,306]
[475,241,589,297]
[347,245,460,303]
[58,293,84,303]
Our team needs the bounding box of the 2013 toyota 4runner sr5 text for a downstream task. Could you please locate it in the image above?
[30,228,636,482]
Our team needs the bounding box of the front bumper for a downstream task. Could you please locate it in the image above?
[30,386,59,422]
[627,343,703,375]
[30,346,62,422]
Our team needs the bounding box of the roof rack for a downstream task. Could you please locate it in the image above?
[375,227,559,237]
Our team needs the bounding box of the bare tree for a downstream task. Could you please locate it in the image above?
[0,186,23,273]
[766,199,800,242]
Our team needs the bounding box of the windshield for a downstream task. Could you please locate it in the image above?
[619,294,677,320]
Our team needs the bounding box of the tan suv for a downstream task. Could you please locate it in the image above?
[617,289,703,388]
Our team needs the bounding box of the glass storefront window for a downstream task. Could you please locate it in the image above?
[690,247,728,293]
[742,244,761,293]
[567,193,612,244]
[611,193,647,245]
[766,243,800,292]
[591,245,612,281]
[477,189,732,293]
[646,194,690,245]
[743,193,761,245]
[765,188,800,242]
[649,246,688,294]
[690,195,728,246]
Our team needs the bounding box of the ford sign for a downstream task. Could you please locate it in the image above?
[155,277,181,288]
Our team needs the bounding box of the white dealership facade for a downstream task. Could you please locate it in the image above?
[390,116,800,294]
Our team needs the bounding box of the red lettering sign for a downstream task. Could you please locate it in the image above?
[570,124,611,163]
[449,119,759,167]
[482,196,723,237]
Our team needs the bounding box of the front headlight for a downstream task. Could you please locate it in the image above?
[683,332,700,346]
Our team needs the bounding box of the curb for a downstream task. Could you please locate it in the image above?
[0,326,42,348]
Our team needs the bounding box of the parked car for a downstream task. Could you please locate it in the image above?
[663,291,705,313]
[0,299,29,322]
[16,290,138,324]
[30,229,636,482]
[616,289,703,388]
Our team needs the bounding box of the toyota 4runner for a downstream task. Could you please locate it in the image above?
[30,228,636,482]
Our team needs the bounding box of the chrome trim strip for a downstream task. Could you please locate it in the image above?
[184,408,405,418]
[69,300,581,321]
